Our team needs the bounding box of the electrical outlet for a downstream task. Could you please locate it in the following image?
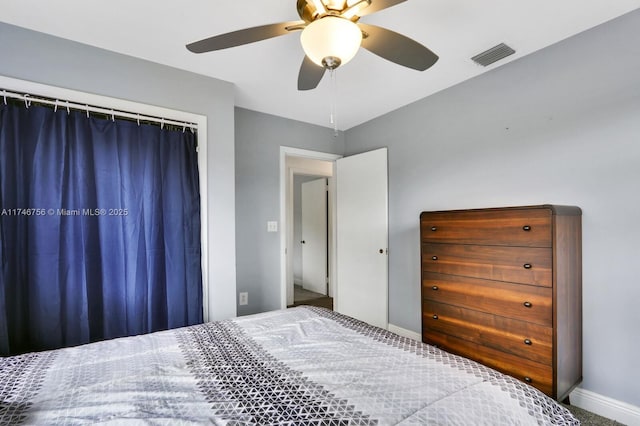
[267,221,278,232]
[239,292,248,306]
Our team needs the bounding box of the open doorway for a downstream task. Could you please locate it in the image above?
[290,176,332,309]
[280,147,341,310]
[279,146,389,329]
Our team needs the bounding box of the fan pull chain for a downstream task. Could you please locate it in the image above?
[330,69,340,137]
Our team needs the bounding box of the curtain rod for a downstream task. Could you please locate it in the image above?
[1,88,197,131]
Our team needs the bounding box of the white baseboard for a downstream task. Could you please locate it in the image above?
[570,387,640,425]
[388,323,422,341]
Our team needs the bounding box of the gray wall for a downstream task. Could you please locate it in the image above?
[0,22,238,320]
[235,108,344,315]
[345,10,640,407]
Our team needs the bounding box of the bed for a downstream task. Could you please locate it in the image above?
[1,306,578,425]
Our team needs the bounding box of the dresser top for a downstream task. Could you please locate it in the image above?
[420,204,581,217]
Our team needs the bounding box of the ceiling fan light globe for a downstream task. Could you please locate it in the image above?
[300,16,362,68]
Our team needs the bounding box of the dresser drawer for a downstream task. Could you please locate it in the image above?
[422,243,552,287]
[422,301,553,364]
[423,331,553,396]
[421,208,552,247]
[422,272,552,326]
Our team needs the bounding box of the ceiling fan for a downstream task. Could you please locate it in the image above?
[186,0,438,90]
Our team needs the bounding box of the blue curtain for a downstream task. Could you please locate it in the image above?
[0,102,202,356]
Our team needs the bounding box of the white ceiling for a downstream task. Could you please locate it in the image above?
[1,0,639,130]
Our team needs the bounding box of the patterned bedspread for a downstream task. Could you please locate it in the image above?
[0,306,578,425]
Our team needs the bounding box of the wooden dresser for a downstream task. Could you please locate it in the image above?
[420,205,582,400]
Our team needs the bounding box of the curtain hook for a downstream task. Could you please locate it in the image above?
[54,99,58,113]
[86,105,90,119]
[160,117,164,130]
[2,90,6,106]
[137,114,140,126]
[111,109,115,122]
[24,94,30,109]
[182,124,186,133]
[66,101,70,115]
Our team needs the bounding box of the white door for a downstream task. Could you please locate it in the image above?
[301,178,328,295]
[336,148,388,329]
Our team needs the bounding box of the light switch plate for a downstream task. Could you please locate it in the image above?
[239,292,248,306]
[267,221,278,232]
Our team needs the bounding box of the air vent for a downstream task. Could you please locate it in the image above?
[471,43,516,67]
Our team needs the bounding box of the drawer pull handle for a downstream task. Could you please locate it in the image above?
[524,377,533,384]
[524,339,532,345]
[431,226,437,232]
[523,263,532,269]
[432,256,438,261]
[431,286,439,291]
[523,225,531,231]
[432,314,439,320]
[523,301,533,308]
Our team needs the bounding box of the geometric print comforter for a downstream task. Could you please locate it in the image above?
[0,306,579,425]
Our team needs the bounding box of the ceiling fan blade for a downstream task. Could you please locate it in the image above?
[358,23,438,71]
[357,0,406,16]
[298,56,326,90]
[187,21,305,53]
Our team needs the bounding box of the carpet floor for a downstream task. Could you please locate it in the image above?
[564,404,624,425]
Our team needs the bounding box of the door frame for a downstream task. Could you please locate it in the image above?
[280,147,342,309]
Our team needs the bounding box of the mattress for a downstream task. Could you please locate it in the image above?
[0,306,578,425]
